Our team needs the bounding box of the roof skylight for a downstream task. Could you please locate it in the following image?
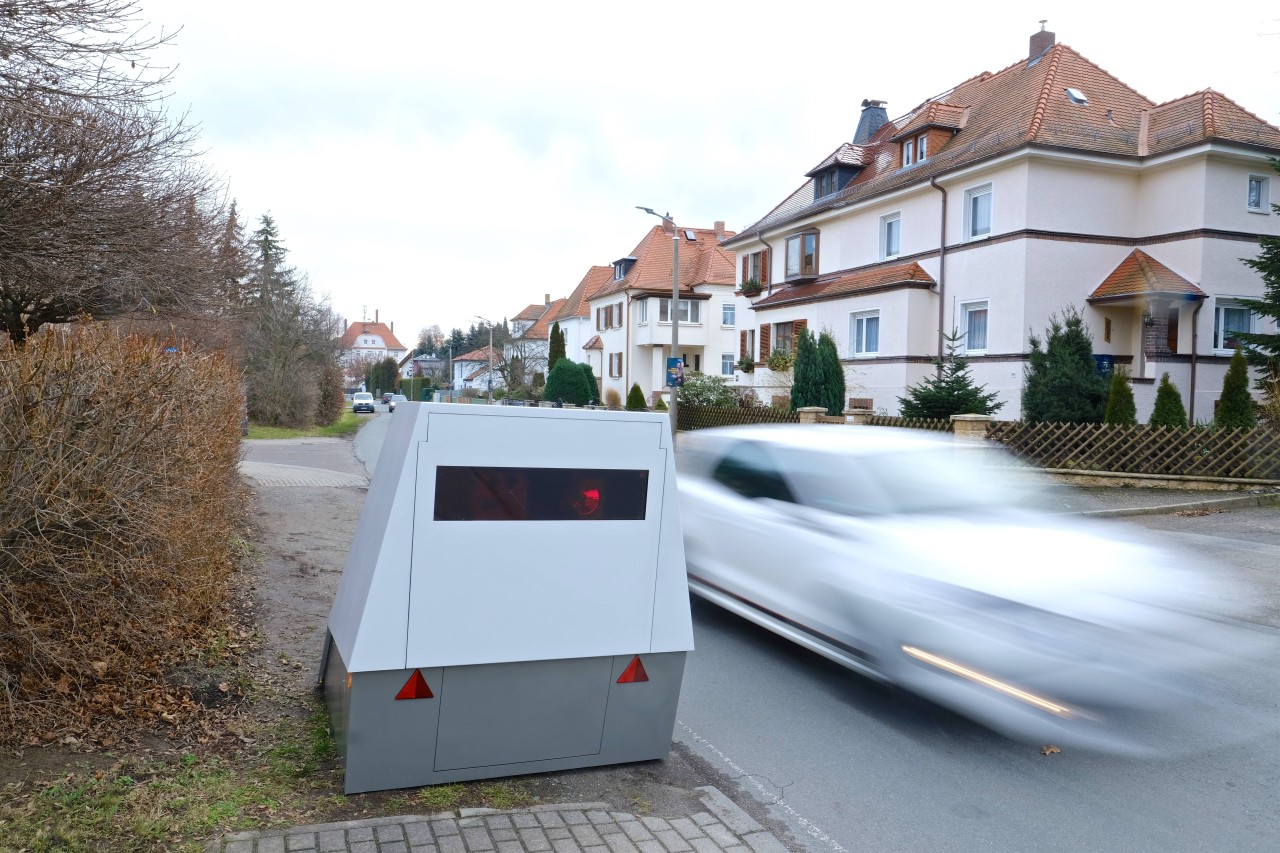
[1064,87,1088,105]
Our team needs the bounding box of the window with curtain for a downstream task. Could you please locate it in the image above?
[965,184,992,239]
[962,301,989,353]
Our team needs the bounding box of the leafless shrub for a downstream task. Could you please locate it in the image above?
[604,388,622,408]
[0,324,247,743]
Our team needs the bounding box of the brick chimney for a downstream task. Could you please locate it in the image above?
[375,309,379,324]
[545,293,550,305]
[714,221,725,238]
[1030,21,1055,61]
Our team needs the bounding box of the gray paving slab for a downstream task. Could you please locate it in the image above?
[205,789,787,853]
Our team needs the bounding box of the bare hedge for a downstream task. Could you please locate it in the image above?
[0,326,247,742]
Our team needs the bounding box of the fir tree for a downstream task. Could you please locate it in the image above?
[544,361,594,406]
[579,362,599,405]
[1149,373,1188,428]
[548,322,566,372]
[1103,368,1137,426]
[817,332,846,416]
[1216,348,1257,429]
[626,383,647,411]
[1023,306,1106,423]
[1237,157,1280,405]
[789,327,822,411]
[900,329,1004,419]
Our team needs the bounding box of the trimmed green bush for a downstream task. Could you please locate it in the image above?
[1103,367,1137,426]
[1216,348,1257,429]
[626,383,647,411]
[1149,373,1188,428]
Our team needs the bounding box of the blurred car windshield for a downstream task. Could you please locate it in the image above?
[713,440,1041,517]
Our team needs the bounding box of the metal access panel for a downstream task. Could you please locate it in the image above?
[323,404,693,794]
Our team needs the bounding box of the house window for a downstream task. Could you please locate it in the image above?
[881,213,901,260]
[785,231,818,279]
[613,302,623,329]
[1214,299,1254,350]
[850,311,879,357]
[964,184,992,239]
[636,299,647,324]
[1248,175,1269,212]
[744,329,756,361]
[902,139,914,167]
[721,353,735,376]
[608,352,623,377]
[722,303,736,326]
[916,133,928,162]
[961,301,989,353]
[774,321,794,354]
[659,298,699,323]
[744,251,762,284]
[692,354,701,372]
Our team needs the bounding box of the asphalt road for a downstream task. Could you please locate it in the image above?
[293,410,1280,852]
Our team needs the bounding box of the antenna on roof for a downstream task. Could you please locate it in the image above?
[1039,19,1047,31]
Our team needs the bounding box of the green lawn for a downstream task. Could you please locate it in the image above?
[246,411,367,440]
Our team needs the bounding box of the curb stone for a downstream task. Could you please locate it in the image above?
[205,786,791,853]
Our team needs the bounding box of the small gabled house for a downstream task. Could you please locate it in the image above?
[550,265,614,381]
[587,221,738,406]
[724,26,1280,419]
[337,313,409,386]
[450,346,502,393]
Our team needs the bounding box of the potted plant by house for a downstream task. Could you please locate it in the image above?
[737,355,756,374]
[740,278,762,297]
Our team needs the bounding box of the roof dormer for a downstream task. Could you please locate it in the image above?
[613,256,637,281]
[805,143,867,202]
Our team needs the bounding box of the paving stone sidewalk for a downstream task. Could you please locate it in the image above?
[208,786,789,853]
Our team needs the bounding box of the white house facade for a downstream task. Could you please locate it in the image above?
[724,27,1280,421]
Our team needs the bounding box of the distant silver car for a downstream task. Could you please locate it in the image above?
[388,393,408,412]
[677,424,1257,753]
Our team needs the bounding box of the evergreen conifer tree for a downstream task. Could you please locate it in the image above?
[1238,158,1280,407]
[544,359,590,406]
[578,362,599,405]
[1023,306,1106,423]
[817,332,846,416]
[1103,368,1137,426]
[1216,348,1257,429]
[1149,373,1188,428]
[900,329,1004,419]
[626,383,647,411]
[548,322,566,372]
[789,328,822,411]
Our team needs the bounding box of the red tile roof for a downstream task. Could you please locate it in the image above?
[337,320,406,350]
[455,345,500,362]
[554,266,614,321]
[513,303,549,322]
[730,42,1280,242]
[753,261,936,309]
[1088,250,1205,300]
[520,298,568,340]
[582,335,603,350]
[595,223,738,300]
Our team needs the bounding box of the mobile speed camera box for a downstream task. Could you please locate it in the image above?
[321,403,693,793]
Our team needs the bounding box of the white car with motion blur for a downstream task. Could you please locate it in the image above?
[677,424,1266,754]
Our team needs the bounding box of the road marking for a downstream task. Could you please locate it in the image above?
[678,720,849,853]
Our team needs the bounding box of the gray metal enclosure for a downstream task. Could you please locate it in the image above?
[321,404,693,794]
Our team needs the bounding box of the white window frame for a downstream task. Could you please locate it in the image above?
[613,302,624,329]
[785,232,818,279]
[721,353,735,376]
[658,298,699,324]
[1214,298,1255,352]
[608,352,623,378]
[902,139,914,167]
[850,310,880,357]
[1247,175,1270,213]
[880,212,901,260]
[722,303,735,326]
[964,183,993,240]
[745,251,762,284]
[636,299,647,324]
[916,133,928,162]
[774,321,794,355]
[960,300,989,354]
[745,329,756,362]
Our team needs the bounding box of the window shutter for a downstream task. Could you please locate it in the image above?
[739,331,748,359]
[793,318,808,340]
[741,255,749,283]
[759,324,771,359]
[761,248,770,286]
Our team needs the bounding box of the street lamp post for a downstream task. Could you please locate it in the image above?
[475,315,495,404]
[637,206,679,440]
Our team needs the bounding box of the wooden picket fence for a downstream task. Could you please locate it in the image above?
[987,421,1280,481]
[678,405,799,431]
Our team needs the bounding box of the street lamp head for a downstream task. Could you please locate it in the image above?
[636,206,656,216]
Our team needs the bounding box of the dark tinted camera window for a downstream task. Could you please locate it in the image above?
[711,442,795,503]
[434,467,649,521]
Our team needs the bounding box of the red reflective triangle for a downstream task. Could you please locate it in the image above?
[395,669,434,700]
[617,656,649,684]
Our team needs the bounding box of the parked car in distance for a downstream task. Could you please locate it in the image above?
[676,424,1259,755]
[381,392,394,406]
[352,392,375,414]
[388,394,408,412]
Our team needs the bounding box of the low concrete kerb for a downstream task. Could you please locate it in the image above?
[1075,490,1280,519]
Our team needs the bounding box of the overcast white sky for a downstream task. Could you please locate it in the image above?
[141,0,1279,343]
